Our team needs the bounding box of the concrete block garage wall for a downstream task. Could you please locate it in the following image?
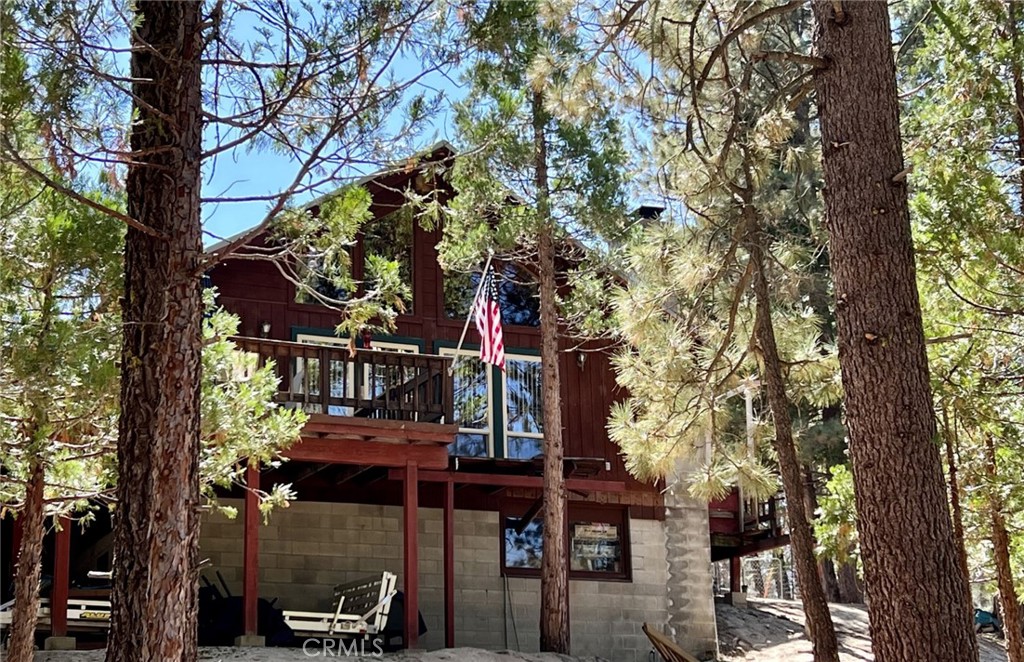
[200,501,670,661]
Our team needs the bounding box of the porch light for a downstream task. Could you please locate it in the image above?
[259,321,271,338]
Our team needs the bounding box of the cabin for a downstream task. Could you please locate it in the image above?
[0,144,788,661]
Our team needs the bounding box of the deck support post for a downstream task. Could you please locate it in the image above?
[236,461,265,647]
[443,479,455,648]
[730,555,742,593]
[403,460,419,649]
[44,517,74,651]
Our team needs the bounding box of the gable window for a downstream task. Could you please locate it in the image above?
[502,502,630,581]
[439,347,492,457]
[444,263,540,327]
[504,354,544,459]
[363,208,414,310]
[294,207,413,310]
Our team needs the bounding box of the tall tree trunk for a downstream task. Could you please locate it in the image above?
[942,408,973,610]
[985,436,1024,662]
[836,561,861,605]
[748,235,840,662]
[8,463,46,662]
[106,3,204,662]
[1009,0,1024,214]
[533,89,569,654]
[811,3,979,660]
[804,463,841,602]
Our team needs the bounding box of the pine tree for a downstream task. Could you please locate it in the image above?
[437,1,628,650]
[811,2,979,659]
[1,2,453,658]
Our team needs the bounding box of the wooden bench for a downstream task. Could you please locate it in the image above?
[643,623,702,662]
[283,571,397,638]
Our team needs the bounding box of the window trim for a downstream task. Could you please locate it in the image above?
[499,501,632,583]
[438,345,495,458]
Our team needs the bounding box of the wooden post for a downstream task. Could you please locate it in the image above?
[403,460,419,649]
[51,518,71,638]
[443,479,455,648]
[243,462,260,638]
[730,556,742,594]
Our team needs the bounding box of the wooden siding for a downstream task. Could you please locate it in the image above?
[208,172,659,501]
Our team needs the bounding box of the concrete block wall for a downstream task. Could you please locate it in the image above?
[200,501,669,661]
[663,472,719,659]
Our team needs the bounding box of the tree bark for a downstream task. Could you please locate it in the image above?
[748,235,840,662]
[811,3,979,660]
[533,89,569,654]
[8,463,46,662]
[836,561,861,605]
[985,436,1024,662]
[106,3,204,662]
[942,408,973,611]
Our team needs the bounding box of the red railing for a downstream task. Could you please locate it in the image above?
[231,337,454,424]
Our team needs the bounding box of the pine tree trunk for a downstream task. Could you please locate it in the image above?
[985,436,1024,662]
[533,90,569,654]
[1009,0,1024,211]
[836,561,861,605]
[8,463,45,662]
[811,3,979,660]
[106,3,204,662]
[748,236,840,662]
[942,408,973,611]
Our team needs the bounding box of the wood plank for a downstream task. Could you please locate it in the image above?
[403,461,419,649]
[51,517,71,637]
[243,462,260,636]
[287,438,450,470]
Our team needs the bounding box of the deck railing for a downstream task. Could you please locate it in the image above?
[231,337,454,424]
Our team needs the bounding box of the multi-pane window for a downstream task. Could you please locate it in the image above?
[504,355,544,459]
[502,503,630,581]
[439,347,492,457]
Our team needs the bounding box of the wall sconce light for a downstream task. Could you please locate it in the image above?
[576,351,586,370]
[259,321,271,338]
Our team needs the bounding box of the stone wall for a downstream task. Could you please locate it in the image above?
[200,501,669,662]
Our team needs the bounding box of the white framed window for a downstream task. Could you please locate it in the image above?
[503,353,544,459]
[439,347,493,457]
[294,334,418,416]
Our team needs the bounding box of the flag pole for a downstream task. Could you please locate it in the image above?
[449,249,495,376]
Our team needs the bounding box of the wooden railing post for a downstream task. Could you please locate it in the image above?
[319,346,331,413]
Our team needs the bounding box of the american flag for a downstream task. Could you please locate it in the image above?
[474,268,505,370]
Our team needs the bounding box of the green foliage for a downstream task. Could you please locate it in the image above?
[437,0,630,277]
[814,464,859,569]
[602,2,841,499]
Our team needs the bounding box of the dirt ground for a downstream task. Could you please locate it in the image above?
[33,649,603,662]
[27,599,1009,661]
[716,598,1008,662]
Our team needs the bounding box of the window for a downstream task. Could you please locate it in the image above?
[439,347,492,457]
[444,263,540,327]
[503,355,544,459]
[294,252,352,304]
[501,503,630,581]
[363,208,414,310]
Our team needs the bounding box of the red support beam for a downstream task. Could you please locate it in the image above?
[443,480,455,649]
[730,555,742,593]
[51,517,71,637]
[388,469,627,493]
[403,461,419,649]
[243,462,260,637]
